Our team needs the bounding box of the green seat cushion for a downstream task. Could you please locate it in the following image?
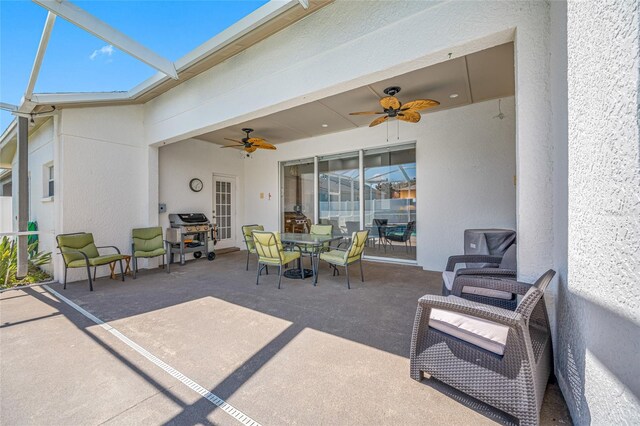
[134,247,166,258]
[132,227,164,253]
[57,233,99,264]
[67,253,125,268]
[260,250,300,265]
[320,250,347,265]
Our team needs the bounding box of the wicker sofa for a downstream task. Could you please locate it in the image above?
[410,269,556,426]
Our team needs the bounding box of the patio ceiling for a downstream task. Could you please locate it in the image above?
[195,42,514,145]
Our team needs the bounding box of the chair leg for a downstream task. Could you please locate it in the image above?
[278,265,283,289]
[256,263,261,285]
[119,259,125,282]
[93,267,97,281]
[63,267,68,289]
[166,252,170,273]
[133,256,137,279]
[86,263,93,291]
[360,259,364,282]
[345,264,350,289]
[246,251,250,271]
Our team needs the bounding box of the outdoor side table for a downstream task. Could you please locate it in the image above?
[109,255,132,279]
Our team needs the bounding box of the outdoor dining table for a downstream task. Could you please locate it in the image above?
[279,232,343,284]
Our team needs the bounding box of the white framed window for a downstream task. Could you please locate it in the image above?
[43,163,54,198]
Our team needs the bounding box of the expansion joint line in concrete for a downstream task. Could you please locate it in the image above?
[42,285,261,426]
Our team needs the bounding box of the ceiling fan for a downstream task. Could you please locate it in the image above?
[221,128,276,153]
[350,86,440,127]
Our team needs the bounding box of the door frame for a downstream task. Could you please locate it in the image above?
[212,173,238,249]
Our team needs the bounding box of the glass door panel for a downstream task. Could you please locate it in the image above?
[318,153,359,237]
[363,146,416,260]
[282,159,314,233]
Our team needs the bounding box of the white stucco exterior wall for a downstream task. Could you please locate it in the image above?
[243,98,516,270]
[158,138,246,251]
[58,106,149,281]
[557,0,640,423]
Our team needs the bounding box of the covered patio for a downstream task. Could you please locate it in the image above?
[0,251,570,425]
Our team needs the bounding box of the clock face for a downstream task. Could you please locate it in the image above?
[189,178,203,192]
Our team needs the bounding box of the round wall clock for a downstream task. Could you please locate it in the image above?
[189,178,203,192]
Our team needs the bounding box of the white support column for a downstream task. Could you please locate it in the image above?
[358,150,364,229]
[16,117,29,279]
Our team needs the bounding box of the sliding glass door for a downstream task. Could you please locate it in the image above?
[363,146,416,260]
[279,143,416,262]
[318,153,360,237]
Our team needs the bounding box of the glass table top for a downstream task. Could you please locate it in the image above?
[280,233,343,245]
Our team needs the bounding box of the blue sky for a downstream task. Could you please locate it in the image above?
[0,0,268,130]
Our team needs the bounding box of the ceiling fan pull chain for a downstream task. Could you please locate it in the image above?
[386,120,389,142]
[397,118,400,140]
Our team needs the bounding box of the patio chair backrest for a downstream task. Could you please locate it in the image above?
[242,224,264,251]
[132,227,164,252]
[310,224,332,236]
[57,233,99,264]
[403,221,416,238]
[347,230,369,259]
[252,231,284,263]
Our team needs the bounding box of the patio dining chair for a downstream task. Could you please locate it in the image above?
[252,231,302,289]
[56,232,125,291]
[319,230,369,289]
[410,269,556,426]
[241,224,264,271]
[131,227,169,279]
[384,220,416,252]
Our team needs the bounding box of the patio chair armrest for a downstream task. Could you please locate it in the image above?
[336,241,349,249]
[452,275,532,297]
[444,254,504,271]
[417,294,522,326]
[455,268,517,278]
[96,245,122,255]
[284,245,302,254]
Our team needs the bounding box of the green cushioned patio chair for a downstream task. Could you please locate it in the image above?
[241,224,264,271]
[252,231,301,289]
[56,232,125,291]
[132,227,169,279]
[319,229,369,289]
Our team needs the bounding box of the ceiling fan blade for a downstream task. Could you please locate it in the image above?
[369,115,389,127]
[380,96,400,110]
[224,138,245,144]
[349,111,385,115]
[401,99,440,111]
[257,142,277,150]
[397,111,421,123]
[221,145,244,149]
[245,146,258,153]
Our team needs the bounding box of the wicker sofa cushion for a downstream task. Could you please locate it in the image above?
[442,271,513,300]
[429,303,509,355]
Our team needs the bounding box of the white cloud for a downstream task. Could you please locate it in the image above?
[89,44,114,60]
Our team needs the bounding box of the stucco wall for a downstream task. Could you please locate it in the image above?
[557,0,640,423]
[243,97,516,270]
[158,138,246,251]
[11,118,56,274]
[59,106,149,281]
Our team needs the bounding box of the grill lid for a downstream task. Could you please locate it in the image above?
[169,213,210,225]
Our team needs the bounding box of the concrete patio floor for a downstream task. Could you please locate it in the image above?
[0,251,571,425]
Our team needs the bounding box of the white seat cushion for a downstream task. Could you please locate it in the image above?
[442,271,513,300]
[429,304,509,355]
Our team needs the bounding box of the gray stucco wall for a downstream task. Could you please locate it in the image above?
[557,0,640,423]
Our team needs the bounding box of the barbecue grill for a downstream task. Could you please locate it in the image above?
[167,213,216,265]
